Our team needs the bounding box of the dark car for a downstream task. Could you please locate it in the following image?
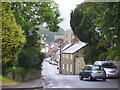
[79,65,106,81]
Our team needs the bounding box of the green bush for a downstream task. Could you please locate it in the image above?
[18,47,45,69]
[5,66,27,78]
[3,66,27,81]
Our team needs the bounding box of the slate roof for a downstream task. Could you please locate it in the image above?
[56,43,72,54]
[62,41,87,54]
[61,43,72,51]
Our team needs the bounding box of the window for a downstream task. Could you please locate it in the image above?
[70,54,72,59]
[67,64,69,71]
[62,54,64,58]
[66,54,69,59]
[63,64,64,69]
[66,55,67,59]
[92,66,104,70]
[102,63,117,68]
[84,66,92,70]
[70,64,72,72]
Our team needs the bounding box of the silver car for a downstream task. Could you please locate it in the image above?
[94,61,118,78]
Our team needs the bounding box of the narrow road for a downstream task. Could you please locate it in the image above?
[42,61,119,89]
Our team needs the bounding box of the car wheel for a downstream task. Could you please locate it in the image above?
[103,78,106,81]
[88,76,92,81]
[79,74,83,80]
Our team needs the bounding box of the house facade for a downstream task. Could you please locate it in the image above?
[61,41,87,75]
[54,43,72,62]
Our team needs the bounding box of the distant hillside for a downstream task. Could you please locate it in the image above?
[38,24,64,43]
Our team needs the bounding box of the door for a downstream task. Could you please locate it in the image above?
[81,66,92,78]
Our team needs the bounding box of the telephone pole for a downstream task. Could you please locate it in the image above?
[59,42,62,73]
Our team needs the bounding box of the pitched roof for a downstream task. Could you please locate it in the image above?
[62,41,87,54]
[56,43,72,54]
[62,43,72,51]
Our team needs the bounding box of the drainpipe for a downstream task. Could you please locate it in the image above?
[73,54,76,74]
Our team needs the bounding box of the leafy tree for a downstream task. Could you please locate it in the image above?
[70,3,102,63]
[10,1,62,32]
[70,2,120,63]
[95,2,120,60]
[18,47,45,69]
[10,2,62,48]
[9,2,63,68]
[25,30,39,48]
[2,2,26,67]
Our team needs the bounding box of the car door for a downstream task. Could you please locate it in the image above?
[81,66,91,78]
[84,66,92,78]
[80,66,87,78]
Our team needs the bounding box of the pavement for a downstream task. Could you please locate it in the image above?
[2,78,44,90]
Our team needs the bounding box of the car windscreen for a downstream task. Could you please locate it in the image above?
[92,66,104,70]
[102,63,117,68]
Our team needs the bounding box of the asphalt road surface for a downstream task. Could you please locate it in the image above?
[42,61,119,89]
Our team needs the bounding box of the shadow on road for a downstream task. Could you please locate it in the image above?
[81,78,108,82]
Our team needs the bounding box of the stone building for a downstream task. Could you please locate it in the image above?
[54,43,72,62]
[61,41,87,75]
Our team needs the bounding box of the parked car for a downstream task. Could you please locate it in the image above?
[45,57,51,62]
[79,65,106,81]
[49,60,58,65]
[94,61,118,78]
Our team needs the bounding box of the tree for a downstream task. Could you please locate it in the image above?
[95,2,120,60]
[18,47,45,69]
[10,1,62,32]
[70,3,103,63]
[2,2,26,67]
[70,2,120,63]
[9,2,63,68]
[10,1,62,48]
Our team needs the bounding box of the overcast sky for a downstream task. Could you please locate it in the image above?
[54,0,84,30]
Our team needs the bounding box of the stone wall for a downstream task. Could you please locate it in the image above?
[7,68,41,82]
[24,68,41,81]
[61,53,74,75]
[7,72,23,82]
[61,49,86,75]
[75,57,86,75]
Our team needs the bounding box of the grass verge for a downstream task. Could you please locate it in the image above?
[0,74,18,86]
[0,74,16,83]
